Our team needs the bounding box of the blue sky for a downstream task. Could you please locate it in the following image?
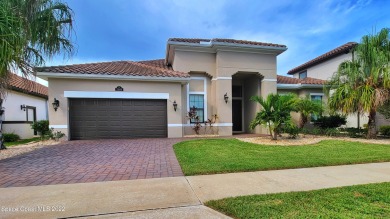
[47,0,390,76]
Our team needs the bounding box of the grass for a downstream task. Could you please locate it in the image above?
[4,137,41,147]
[206,182,390,219]
[173,139,390,175]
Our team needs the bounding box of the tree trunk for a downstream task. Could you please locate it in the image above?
[299,113,307,129]
[272,128,278,140]
[0,103,6,150]
[367,110,377,139]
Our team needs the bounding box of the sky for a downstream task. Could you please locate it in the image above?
[42,0,390,83]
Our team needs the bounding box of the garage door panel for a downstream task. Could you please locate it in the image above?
[69,98,167,140]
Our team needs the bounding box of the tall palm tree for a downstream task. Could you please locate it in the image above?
[0,0,74,149]
[250,93,297,140]
[326,28,390,138]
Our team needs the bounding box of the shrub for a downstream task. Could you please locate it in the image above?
[300,127,322,135]
[314,115,347,129]
[324,128,340,137]
[3,133,20,142]
[283,122,299,139]
[340,127,367,138]
[48,128,66,141]
[379,125,390,137]
[31,120,50,139]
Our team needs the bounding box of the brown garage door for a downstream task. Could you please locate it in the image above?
[69,98,167,140]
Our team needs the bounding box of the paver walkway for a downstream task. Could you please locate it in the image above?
[0,162,389,219]
[0,139,183,187]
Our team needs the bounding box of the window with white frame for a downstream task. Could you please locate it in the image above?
[310,94,323,121]
[187,77,207,123]
[189,94,204,122]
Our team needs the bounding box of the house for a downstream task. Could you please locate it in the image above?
[36,38,287,140]
[276,75,326,125]
[2,73,48,139]
[286,42,372,128]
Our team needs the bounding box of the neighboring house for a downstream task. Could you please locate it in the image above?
[287,42,372,128]
[36,38,287,140]
[276,75,326,126]
[2,74,48,139]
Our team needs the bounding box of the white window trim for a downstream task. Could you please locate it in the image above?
[64,91,169,99]
[187,77,207,124]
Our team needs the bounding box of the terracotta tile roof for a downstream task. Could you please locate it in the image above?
[8,73,48,98]
[288,42,357,75]
[277,75,325,85]
[137,59,172,70]
[35,60,189,78]
[168,38,287,48]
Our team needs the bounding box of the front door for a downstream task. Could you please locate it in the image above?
[232,85,243,132]
[232,99,243,132]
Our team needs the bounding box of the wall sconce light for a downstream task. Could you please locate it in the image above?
[52,98,60,111]
[173,100,178,111]
[21,104,26,111]
[224,93,229,104]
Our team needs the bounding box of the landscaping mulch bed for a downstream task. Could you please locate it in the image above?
[0,140,59,161]
[238,134,390,146]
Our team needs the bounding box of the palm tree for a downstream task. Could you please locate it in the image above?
[326,28,390,138]
[250,93,297,140]
[295,96,323,128]
[0,0,74,149]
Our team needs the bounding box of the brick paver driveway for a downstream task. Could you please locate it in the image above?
[0,139,184,188]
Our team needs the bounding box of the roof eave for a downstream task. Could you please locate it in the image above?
[277,84,324,90]
[9,86,48,99]
[36,72,190,84]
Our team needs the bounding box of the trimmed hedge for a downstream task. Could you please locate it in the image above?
[3,133,20,142]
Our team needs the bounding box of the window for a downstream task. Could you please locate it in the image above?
[310,95,323,121]
[299,71,307,79]
[189,94,204,122]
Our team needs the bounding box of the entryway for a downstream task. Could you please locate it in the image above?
[231,73,263,133]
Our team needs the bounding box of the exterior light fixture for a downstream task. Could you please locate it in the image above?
[224,93,229,104]
[52,98,60,111]
[21,104,26,111]
[173,100,178,111]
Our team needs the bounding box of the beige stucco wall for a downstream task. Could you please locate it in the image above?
[293,53,352,80]
[173,49,279,136]
[173,51,216,76]
[48,78,184,139]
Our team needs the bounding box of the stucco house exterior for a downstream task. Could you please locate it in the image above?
[286,42,374,128]
[36,38,287,140]
[2,73,48,139]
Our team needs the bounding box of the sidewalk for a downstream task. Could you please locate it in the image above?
[0,162,389,218]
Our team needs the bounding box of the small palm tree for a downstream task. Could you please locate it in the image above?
[295,96,323,128]
[250,93,297,140]
[326,28,390,138]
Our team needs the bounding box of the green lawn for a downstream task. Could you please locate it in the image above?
[4,137,41,147]
[206,182,390,219]
[173,139,390,175]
